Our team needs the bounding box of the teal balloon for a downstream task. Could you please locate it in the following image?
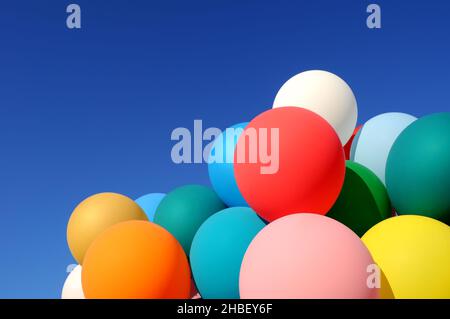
[207,123,249,207]
[190,207,265,299]
[135,193,165,221]
[386,112,450,224]
[154,185,226,255]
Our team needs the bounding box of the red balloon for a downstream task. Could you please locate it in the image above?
[343,125,362,160]
[234,107,345,222]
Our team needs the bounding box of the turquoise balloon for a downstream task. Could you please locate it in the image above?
[207,123,248,207]
[190,207,265,299]
[386,112,450,224]
[350,112,417,185]
[154,185,226,255]
[135,193,165,221]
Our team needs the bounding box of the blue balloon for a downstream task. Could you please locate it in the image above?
[350,112,417,185]
[135,193,166,221]
[207,122,248,207]
[190,207,265,299]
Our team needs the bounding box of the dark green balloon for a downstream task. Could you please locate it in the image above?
[154,184,226,255]
[327,161,391,237]
[386,112,450,224]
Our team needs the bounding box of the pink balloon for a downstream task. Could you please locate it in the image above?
[239,214,379,299]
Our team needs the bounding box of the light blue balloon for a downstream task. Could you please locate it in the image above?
[135,193,166,221]
[207,122,248,207]
[350,112,417,185]
[190,207,265,299]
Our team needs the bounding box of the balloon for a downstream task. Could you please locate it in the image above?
[61,265,84,299]
[190,207,265,299]
[350,112,417,185]
[327,161,391,237]
[82,220,190,299]
[154,185,226,255]
[135,193,166,221]
[189,278,198,298]
[386,112,450,224]
[362,215,450,298]
[273,70,357,145]
[234,107,345,222]
[239,214,378,299]
[343,125,361,159]
[67,193,147,264]
[207,123,249,207]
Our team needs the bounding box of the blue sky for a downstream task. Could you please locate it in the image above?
[0,0,449,298]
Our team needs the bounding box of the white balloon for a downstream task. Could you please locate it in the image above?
[273,70,358,145]
[61,265,85,299]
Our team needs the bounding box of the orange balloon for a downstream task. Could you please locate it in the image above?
[82,220,191,299]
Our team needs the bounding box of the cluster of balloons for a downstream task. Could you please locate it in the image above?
[62,70,450,299]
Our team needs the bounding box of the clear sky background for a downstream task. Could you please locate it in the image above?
[0,0,449,298]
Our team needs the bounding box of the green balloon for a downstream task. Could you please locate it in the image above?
[327,161,391,237]
[386,112,450,224]
[154,184,226,255]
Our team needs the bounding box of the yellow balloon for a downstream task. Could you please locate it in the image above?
[362,215,450,299]
[67,193,148,264]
